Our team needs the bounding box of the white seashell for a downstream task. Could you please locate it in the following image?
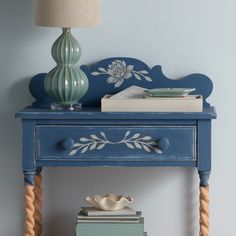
[85,193,134,211]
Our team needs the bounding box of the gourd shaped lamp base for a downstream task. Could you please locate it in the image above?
[44,28,89,110]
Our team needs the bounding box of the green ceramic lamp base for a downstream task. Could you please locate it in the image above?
[44,28,89,109]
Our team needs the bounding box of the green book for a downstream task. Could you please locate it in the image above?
[76,218,144,236]
[77,211,142,223]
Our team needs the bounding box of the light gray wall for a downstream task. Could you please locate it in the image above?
[0,0,235,235]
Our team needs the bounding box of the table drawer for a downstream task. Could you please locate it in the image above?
[36,126,196,161]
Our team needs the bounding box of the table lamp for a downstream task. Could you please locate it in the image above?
[35,0,101,110]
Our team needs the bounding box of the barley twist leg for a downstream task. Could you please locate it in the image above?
[198,171,210,236]
[24,173,35,236]
[200,186,209,236]
[34,171,42,236]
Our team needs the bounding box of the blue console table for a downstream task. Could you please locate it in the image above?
[16,58,216,236]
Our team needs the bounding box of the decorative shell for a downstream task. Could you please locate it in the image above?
[85,193,134,211]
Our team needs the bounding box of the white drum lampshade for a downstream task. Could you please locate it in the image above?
[35,0,101,28]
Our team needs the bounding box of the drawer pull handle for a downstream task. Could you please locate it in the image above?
[62,138,75,150]
[158,137,170,151]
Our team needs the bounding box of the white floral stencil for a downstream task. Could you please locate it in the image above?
[69,131,161,155]
[91,60,152,88]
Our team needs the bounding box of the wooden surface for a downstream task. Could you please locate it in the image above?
[37,126,196,162]
[16,106,216,120]
[28,57,214,108]
[200,187,210,236]
[24,185,35,236]
[16,57,216,236]
[34,174,42,236]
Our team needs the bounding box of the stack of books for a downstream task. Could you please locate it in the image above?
[76,207,147,236]
[101,86,203,112]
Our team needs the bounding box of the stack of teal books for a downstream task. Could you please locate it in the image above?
[76,207,147,236]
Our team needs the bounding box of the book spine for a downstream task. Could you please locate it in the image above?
[77,220,140,223]
[102,97,203,112]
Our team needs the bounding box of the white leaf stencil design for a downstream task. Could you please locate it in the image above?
[97,144,106,150]
[126,143,135,149]
[90,135,99,140]
[143,145,151,152]
[69,131,162,155]
[98,67,106,72]
[144,76,152,82]
[140,70,149,74]
[80,138,89,142]
[91,72,100,76]
[89,143,97,150]
[131,133,140,139]
[141,136,152,140]
[125,131,130,137]
[81,146,89,154]
[134,73,141,80]
[134,142,142,149]
[69,149,77,155]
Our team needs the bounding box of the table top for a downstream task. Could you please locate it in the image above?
[16,106,216,120]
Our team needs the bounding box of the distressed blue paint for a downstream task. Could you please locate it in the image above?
[36,167,42,175]
[16,107,216,120]
[29,73,53,108]
[22,120,36,172]
[16,106,216,171]
[36,160,197,167]
[16,57,216,188]
[197,120,212,172]
[198,171,210,187]
[81,57,213,107]
[17,113,215,170]
[62,138,75,150]
[28,57,213,108]
[36,126,196,162]
[24,171,36,186]
[157,137,170,151]
[16,117,199,125]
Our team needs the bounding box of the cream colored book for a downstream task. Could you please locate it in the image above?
[101,95,203,112]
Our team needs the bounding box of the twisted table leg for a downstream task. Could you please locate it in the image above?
[25,185,35,236]
[34,174,42,236]
[200,186,209,236]
[198,171,210,236]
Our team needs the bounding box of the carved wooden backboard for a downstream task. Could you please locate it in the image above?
[29,57,213,108]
